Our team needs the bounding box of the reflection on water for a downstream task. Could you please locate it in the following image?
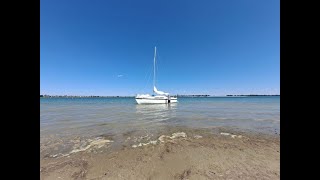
[135,103,177,124]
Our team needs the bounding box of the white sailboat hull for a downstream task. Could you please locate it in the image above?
[135,96,177,104]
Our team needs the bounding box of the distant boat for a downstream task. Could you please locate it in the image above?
[135,47,178,104]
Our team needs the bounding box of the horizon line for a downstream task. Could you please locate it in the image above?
[40,94,280,97]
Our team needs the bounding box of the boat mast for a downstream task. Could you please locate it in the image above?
[153,46,156,89]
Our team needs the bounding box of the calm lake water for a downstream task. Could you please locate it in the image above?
[40,97,280,157]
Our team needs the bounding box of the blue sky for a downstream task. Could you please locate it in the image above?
[40,0,279,96]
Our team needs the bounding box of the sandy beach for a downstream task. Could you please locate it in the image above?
[40,127,280,180]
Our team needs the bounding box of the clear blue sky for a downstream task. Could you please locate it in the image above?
[40,0,279,96]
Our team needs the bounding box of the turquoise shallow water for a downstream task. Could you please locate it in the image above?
[40,96,279,156]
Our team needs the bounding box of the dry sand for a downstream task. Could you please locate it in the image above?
[40,128,280,180]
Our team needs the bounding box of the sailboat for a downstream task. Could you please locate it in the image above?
[135,47,178,104]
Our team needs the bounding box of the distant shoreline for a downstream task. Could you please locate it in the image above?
[226,94,280,97]
[40,94,279,98]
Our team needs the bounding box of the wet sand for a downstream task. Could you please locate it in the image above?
[40,128,280,180]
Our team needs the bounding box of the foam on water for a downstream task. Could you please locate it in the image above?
[48,138,113,158]
[70,138,113,153]
[220,132,243,138]
[132,132,187,148]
